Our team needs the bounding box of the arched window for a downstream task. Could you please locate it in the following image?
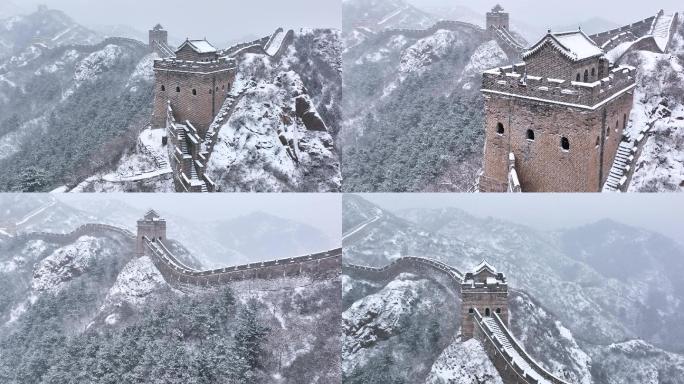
[192,89,197,95]
[495,308,501,314]
[615,120,619,132]
[561,136,570,151]
[496,122,505,135]
[591,68,596,77]
[623,114,627,129]
[606,124,610,137]
[596,136,600,147]
[209,89,212,94]
[485,308,491,316]
[584,70,589,82]
[469,308,474,314]
[576,73,581,82]
[176,86,180,93]
[527,129,535,141]
[161,85,165,92]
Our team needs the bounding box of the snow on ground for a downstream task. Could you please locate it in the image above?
[104,256,166,307]
[425,338,504,384]
[31,236,111,293]
[626,27,684,192]
[72,128,174,192]
[343,273,424,372]
[265,30,286,56]
[461,40,507,82]
[125,52,156,89]
[399,30,462,73]
[206,70,340,192]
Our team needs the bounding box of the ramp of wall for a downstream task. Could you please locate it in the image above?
[344,257,463,294]
[16,224,135,244]
[473,310,570,384]
[145,238,341,288]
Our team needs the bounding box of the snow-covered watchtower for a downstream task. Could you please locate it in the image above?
[461,261,509,339]
[136,209,167,256]
[486,4,510,33]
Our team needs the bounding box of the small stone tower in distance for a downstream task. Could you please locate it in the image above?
[486,4,510,33]
[136,209,167,257]
[461,261,509,339]
[149,24,168,53]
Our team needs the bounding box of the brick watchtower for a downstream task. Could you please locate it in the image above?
[136,209,167,257]
[149,24,168,52]
[486,4,510,34]
[480,29,636,192]
[461,261,508,339]
[151,39,237,138]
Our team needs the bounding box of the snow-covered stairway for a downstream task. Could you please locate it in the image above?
[480,316,558,384]
[651,11,678,52]
[603,140,636,192]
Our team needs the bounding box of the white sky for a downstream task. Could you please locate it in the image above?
[409,0,682,28]
[13,0,341,43]
[56,194,342,243]
[361,193,684,242]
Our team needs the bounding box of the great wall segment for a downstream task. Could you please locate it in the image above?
[479,6,680,193]
[143,25,297,192]
[8,210,341,291]
[344,258,570,384]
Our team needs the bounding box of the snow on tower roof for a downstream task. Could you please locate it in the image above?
[474,260,497,274]
[144,209,160,220]
[523,29,604,62]
[153,24,164,31]
[177,39,217,54]
[492,4,504,13]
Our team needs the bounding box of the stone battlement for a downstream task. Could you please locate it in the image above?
[589,13,658,46]
[482,63,636,109]
[154,57,236,74]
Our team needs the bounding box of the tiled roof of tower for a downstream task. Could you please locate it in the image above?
[523,30,604,61]
[474,260,497,274]
[492,4,504,13]
[177,39,217,54]
[144,209,160,220]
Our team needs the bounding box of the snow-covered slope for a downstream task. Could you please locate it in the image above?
[341,0,520,192]
[343,195,684,383]
[0,218,341,383]
[0,9,153,192]
[624,16,684,192]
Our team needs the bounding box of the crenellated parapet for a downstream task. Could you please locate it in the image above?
[482,63,636,110]
[153,57,237,74]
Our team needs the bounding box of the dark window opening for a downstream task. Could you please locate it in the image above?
[192,89,197,95]
[469,308,474,314]
[561,137,570,151]
[161,85,165,92]
[596,136,600,147]
[527,129,535,141]
[209,89,212,94]
[615,120,619,132]
[496,122,504,135]
[175,86,180,92]
[623,114,627,129]
[576,73,581,82]
[496,308,501,314]
[591,68,596,77]
[485,308,491,316]
[584,70,589,82]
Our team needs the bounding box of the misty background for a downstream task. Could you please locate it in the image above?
[361,193,684,243]
[56,193,341,246]
[408,0,682,31]
[0,0,341,45]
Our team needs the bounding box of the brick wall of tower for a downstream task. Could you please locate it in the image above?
[482,90,633,192]
[149,29,168,50]
[486,12,509,31]
[136,220,167,257]
[461,288,509,339]
[525,45,603,81]
[151,67,235,135]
